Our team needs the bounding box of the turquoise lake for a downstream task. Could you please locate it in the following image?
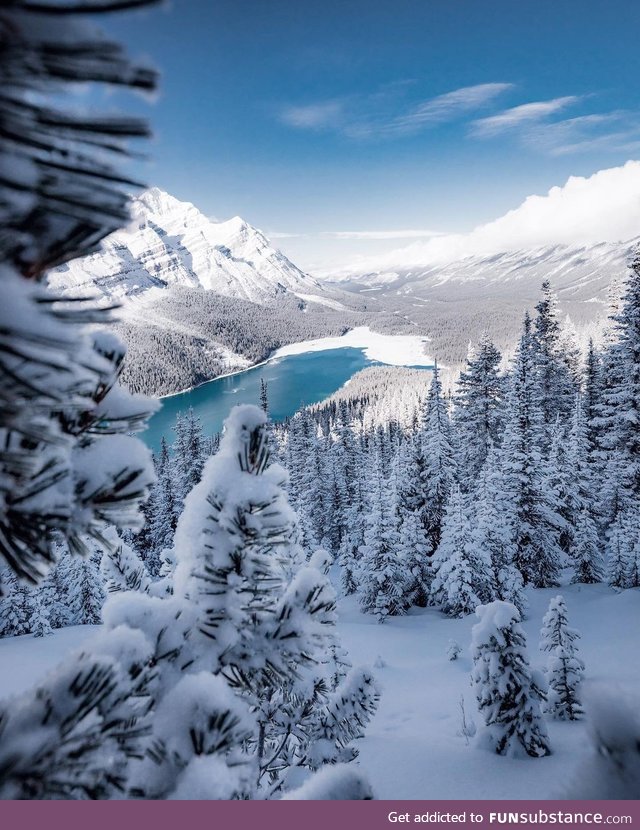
[142,347,385,451]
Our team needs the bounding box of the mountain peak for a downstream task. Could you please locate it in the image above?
[136,187,186,216]
[49,188,319,304]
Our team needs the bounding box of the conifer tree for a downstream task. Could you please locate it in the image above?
[500,314,563,587]
[453,334,505,489]
[431,484,483,617]
[532,280,577,433]
[471,601,550,758]
[286,408,324,552]
[0,568,30,636]
[470,444,526,613]
[173,404,378,788]
[421,363,456,557]
[583,339,603,463]
[101,530,151,595]
[398,507,432,608]
[260,378,269,413]
[39,551,74,630]
[539,595,584,721]
[596,253,640,534]
[146,437,176,574]
[172,408,207,514]
[358,455,407,622]
[68,551,105,625]
[606,507,636,588]
[567,398,605,584]
[546,418,573,553]
[28,590,53,638]
[0,0,158,587]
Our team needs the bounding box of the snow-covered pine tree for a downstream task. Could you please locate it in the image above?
[335,407,368,595]
[629,534,640,589]
[0,645,151,799]
[596,252,640,536]
[28,588,52,638]
[421,362,456,557]
[143,437,176,575]
[173,404,378,790]
[39,549,74,630]
[397,507,432,608]
[0,0,158,588]
[539,595,584,720]
[357,450,407,622]
[101,529,151,595]
[285,408,324,552]
[500,313,564,587]
[532,280,577,435]
[471,601,550,758]
[0,568,31,636]
[430,484,484,617]
[546,418,573,553]
[470,443,527,614]
[453,334,505,490]
[583,339,603,463]
[67,549,105,625]
[606,506,636,588]
[260,378,269,413]
[567,397,605,584]
[395,434,432,605]
[172,407,207,515]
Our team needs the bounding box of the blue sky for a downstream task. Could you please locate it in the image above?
[102,0,640,267]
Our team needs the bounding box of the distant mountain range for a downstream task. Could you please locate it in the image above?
[48,187,632,398]
[328,238,637,306]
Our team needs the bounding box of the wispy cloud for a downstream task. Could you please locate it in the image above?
[322,229,443,240]
[523,112,639,155]
[280,100,344,130]
[268,229,443,240]
[470,98,640,157]
[471,96,580,136]
[551,132,640,156]
[278,82,513,140]
[385,83,514,136]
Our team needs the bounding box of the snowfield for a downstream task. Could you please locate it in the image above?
[0,582,637,800]
[272,326,433,367]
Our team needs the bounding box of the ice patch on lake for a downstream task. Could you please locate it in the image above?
[271,326,433,368]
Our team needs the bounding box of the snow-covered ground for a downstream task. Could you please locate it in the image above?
[272,326,433,367]
[0,583,637,800]
[340,583,640,800]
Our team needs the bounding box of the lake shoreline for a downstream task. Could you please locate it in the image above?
[157,325,433,401]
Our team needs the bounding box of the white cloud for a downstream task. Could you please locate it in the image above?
[337,161,640,271]
[279,82,512,139]
[280,100,344,129]
[386,83,514,135]
[322,229,443,240]
[268,231,305,239]
[471,96,580,136]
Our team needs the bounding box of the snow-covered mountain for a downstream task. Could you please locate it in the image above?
[48,188,324,305]
[328,238,637,304]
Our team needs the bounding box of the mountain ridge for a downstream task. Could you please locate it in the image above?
[325,237,638,304]
[48,187,325,306]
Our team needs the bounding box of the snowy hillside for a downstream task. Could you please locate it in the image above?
[48,188,324,305]
[1,583,637,799]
